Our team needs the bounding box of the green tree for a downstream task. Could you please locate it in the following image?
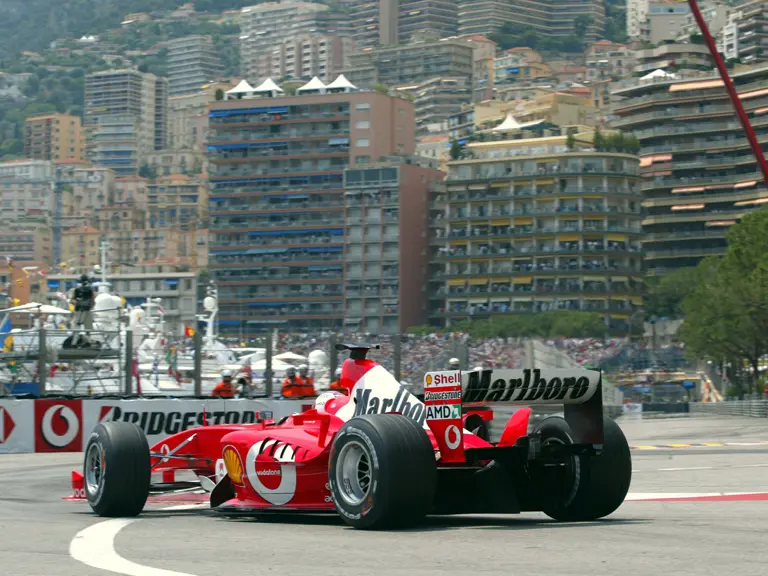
[593,128,604,151]
[450,140,462,160]
[565,131,576,150]
[372,83,389,95]
[645,267,701,318]
[679,208,768,392]
[215,89,224,101]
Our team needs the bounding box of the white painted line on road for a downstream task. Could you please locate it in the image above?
[626,492,760,501]
[658,466,714,471]
[634,463,768,473]
[69,504,205,576]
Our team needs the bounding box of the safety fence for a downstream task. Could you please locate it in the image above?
[689,400,768,418]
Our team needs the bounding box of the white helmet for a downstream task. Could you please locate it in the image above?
[448,357,460,369]
[221,369,232,378]
[335,367,342,378]
[298,364,309,376]
[286,366,296,377]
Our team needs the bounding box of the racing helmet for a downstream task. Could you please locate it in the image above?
[298,364,309,376]
[448,357,460,369]
[334,366,342,378]
[286,366,296,377]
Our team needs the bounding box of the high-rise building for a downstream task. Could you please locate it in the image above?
[349,0,458,48]
[24,113,85,162]
[429,130,643,331]
[166,35,222,97]
[0,159,55,224]
[239,1,348,82]
[349,0,399,49]
[343,38,474,88]
[206,78,415,335]
[458,0,605,43]
[270,34,355,82]
[611,65,768,275]
[398,76,473,135]
[84,70,168,176]
[729,0,768,64]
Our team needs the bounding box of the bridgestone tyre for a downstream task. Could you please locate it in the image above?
[329,414,437,530]
[84,422,151,517]
[533,415,631,522]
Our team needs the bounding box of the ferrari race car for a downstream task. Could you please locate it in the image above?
[71,343,632,530]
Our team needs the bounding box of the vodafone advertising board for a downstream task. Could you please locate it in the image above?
[0,398,309,454]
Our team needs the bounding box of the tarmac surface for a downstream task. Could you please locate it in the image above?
[3,415,768,576]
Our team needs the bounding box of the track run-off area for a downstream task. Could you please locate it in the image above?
[2,416,768,576]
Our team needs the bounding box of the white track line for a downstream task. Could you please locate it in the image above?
[626,492,766,501]
[69,504,205,576]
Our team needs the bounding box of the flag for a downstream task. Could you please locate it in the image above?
[166,346,181,383]
[184,325,195,337]
[1,315,12,353]
[132,355,142,395]
[15,279,23,286]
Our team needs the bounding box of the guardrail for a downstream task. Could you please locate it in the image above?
[690,400,768,418]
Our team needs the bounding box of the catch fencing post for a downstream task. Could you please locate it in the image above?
[394,335,401,382]
[193,328,202,396]
[38,328,47,395]
[265,333,273,397]
[124,329,133,395]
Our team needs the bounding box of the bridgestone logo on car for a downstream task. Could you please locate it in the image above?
[101,406,257,436]
[424,390,462,402]
[464,368,593,403]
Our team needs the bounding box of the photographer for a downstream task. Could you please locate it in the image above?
[71,274,95,333]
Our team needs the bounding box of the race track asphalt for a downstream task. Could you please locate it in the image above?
[3,415,768,576]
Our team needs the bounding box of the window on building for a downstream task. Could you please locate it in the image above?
[356,103,371,111]
[355,120,370,129]
[356,139,370,147]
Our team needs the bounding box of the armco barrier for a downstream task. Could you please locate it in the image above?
[690,400,768,418]
[0,398,310,454]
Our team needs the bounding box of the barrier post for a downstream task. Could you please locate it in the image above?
[38,328,47,395]
[265,333,273,397]
[124,329,133,395]
[394,334,402,382]
[329,333,338,379]
[193,328,202,396]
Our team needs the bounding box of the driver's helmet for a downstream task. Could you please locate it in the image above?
[448,357,460,369]
[285,366,296,378]
[298,364,309,376]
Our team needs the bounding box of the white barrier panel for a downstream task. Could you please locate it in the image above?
[0,398,312,454]
[0,399,34,454]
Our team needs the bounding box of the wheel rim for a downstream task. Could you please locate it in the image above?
[85,443,103,496]
[335,440,372,507]
[538,436,579,506]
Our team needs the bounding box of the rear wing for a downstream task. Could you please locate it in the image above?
[424,368,605,462]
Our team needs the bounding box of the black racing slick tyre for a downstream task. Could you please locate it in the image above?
[532,415,631,522]
[328,414,437,530]
[83,422,151,517]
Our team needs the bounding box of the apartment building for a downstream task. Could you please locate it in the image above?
[146,174,208,232]
[494,47,552,86]
[398,77,473,135]
[46,268,198,335]
[399,0,459,44]
[611,65,768,274]
[24,113,85,162]
[632,43,713,76]
[166,35,222,97]
[0,260,48,308]
[207,78,415,335]
[457,0,605,43]
[239,1,347,81]
[61,226,101,268]
[84,70,169,176]
[0,220,52,264]
[0,159,55,223]
[167,80,234,152]
[343,157,445,334]
[429,130,643,331]
[641,1,691,45]
[343,38,474,88]
[732,0,768,64]
[270,34,355,82]
[585,41,635,82]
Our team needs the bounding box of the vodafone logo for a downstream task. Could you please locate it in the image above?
[245,440,297,506]
[34,400,83,452]
[445,425,461,450]
[0,407,15,444]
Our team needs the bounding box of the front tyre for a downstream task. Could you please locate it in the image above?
[84,422,151,517]
[328,414,436,530]
[532,415,631,521]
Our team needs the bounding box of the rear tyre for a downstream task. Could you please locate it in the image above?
[532,415,631,521]
[84,421,151,517]
[329,414,436,530]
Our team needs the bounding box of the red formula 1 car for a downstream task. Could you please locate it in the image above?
[72,344,632,530]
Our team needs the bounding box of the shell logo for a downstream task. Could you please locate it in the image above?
[425,374,433,386]
[223,446,244,486]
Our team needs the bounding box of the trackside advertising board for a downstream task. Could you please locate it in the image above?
[0,398,309,454]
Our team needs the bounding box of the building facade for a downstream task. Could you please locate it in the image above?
[429,133,643,331]
[207,83,415,335]
[399,77,473,135]
[0,159,55,224]
[24,113,85,162]
[458,0,605,42]
[611,65,768,274]
[84,70,168,176]
[269,34,355,82]
[166,35,222,97]
[343,158,444,333]
[343,38,475,89]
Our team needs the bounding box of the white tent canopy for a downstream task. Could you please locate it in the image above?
[225,79,255,99]
[2,302,71,315]
[253,78,284,95]
[326,74,357,93]
[641,68,677,80]
[274,351,306,363]
[297,76,327,94]
[483,112,544,133]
